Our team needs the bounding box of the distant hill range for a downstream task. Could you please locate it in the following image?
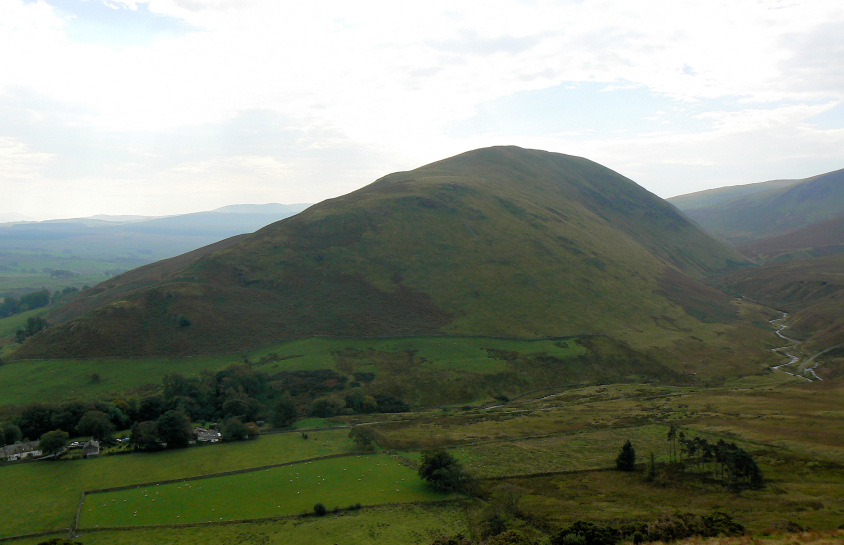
[0,203,311,263]
[14,146,749,359]
[669,168,844,250]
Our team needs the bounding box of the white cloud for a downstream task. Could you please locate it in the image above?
[0,137,54,180]
[1,0,843,218]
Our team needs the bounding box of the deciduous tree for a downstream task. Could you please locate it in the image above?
[156,410,192,449]
[418,449,469,492]
[39,430,69,458]
[77,410,115,441]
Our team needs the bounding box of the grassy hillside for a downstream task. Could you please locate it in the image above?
[13,146,747,359]
[671,168,844,244]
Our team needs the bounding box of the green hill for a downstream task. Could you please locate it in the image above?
[13,146,748,359]
[670,168,844,244]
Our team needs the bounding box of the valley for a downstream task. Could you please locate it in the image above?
[0,147,842,545]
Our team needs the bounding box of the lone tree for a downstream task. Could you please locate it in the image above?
[418,449,469,492]
[616,439,636,471]
[39,430,69,458]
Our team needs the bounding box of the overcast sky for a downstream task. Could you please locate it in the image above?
[2,0,843,221]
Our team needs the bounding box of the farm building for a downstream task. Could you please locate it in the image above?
[83,439,100,459]
[1,441,42,462]
[194,427,221,443]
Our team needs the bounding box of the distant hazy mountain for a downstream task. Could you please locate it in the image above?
[0,203,312,262]
[214,203,311,214]
[17,146,747,359]
[668,178,801,211]
[670,168,844,244]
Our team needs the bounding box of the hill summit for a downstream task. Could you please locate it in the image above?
[16,146,746,358]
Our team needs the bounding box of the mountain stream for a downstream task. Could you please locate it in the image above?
[769,313,839,381]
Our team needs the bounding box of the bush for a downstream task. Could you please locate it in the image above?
[313,502,327,516]
[418,449,470,492]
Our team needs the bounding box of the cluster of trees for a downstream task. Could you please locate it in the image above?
[15,316,48,343]
[16,400,130,441]
[0,289,51,318]
[157,364,406,425]
[0,287,79,319]
[7,362,409,457]
[667,426,763,488]
[129,410,193,450]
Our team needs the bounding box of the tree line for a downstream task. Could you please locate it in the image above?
[3,362,410,456]
[0,287,79,319]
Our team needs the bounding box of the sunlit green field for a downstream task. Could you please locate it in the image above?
[81,454,451,528]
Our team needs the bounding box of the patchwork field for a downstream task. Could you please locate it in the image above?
[0,429,354,538]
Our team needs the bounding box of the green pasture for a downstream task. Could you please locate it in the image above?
[249,336,583,375]
[70,502,468,545]
[0,429,354,538]
[294,417,342,429]
[81,454,452,528]
[0,353,246,407]
[0,336,585,408]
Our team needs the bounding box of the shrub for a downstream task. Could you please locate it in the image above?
[418,449,470,492]
[313,502,327,516]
